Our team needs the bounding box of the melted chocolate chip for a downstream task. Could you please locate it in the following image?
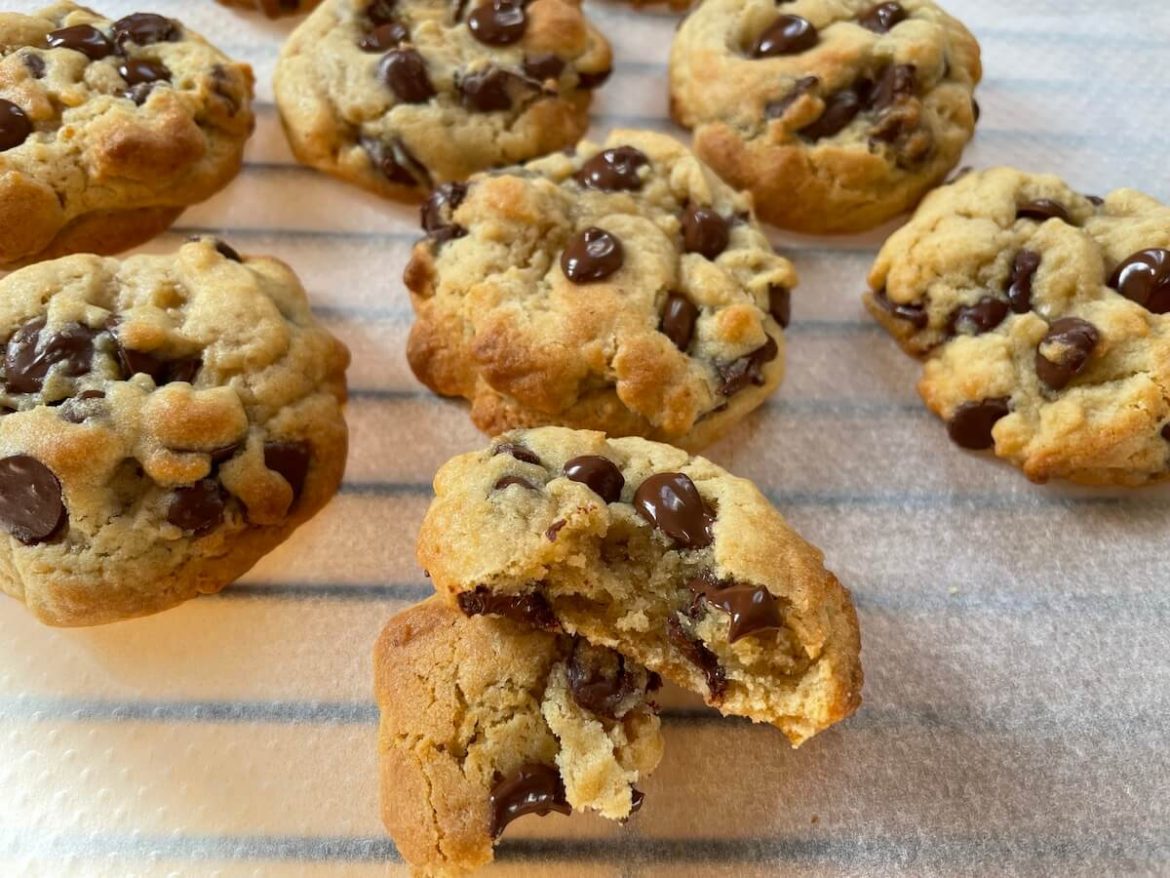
[870,63,916,115]
[666,617,726,699]
[115,341,201,386]
[577,67,611,89]
[489,764,571,838]
[467,0,526,45]
[633,472,714,550]
[575,146,649,192]
[545,519,566,541]
[23,53,46,79]
[1006,250,1041,313]
[264,440,311,501]
[660,293,698,352]
[751,15,818,57]
[0,100,32,152]
[367,0,398,24]
[947,296,1009,337]
[871,287,927,328]
[380,49,435,103]
[799,87,863,140]
[1016,199,1070,224]
[947,398,1010,450]
[4,319,96,394]
[681,205,730,260]
[359,21,409,51]
[493,442,541,465]
[769,285,792,328]
[1035,317,1099,391]
[523,53,565,81]
[213,239,242,261]
[688,576,783,642]
[859,1,907,33]
[566,639,639,717]
[971,98,981,123]
[495,475,537,491]
[561,227,623,283]
[361,136,432,188]
[111,13,179,50]
[421,182,469,245]
[118,58,170,88]
[167,479,226,535]
[457,585,559,629]
[0,455,67,544]
[59,389,106,424]
[764,75,818,120]
[1162,424,1170,441]
[1085,194,1104,206]
[460,66,536,112]
[563,455,624,503]
[629,789,645,814]
[208,442,241,465]
[1108,249,1170,314]
[717,335,779,396]
[47,24,114,60]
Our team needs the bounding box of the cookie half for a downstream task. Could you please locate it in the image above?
[0,2,254,267]
[670,0,980,233]
[375,597,663,875]
[0,239,350,625]
[405,129,795,451]
[865,167,1170,487]
[418,427,863,746]
[273,0,612,198]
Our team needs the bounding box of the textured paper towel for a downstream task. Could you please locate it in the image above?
[1,0,1169,876]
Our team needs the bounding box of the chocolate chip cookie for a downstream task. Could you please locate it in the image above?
[273,0,612,199]
[375,597,662,875]
[0,238,350,625]
[405,129,796,451]
[865,167,1170,487]
[216,0,320,17]
[669,0,981,233]
[418,427,863,746]
[0,2,254,267]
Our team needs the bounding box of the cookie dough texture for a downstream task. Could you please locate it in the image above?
[375,597,663,877]
[406,129,795,451]
[0,239,350,625]
[0,2,254,267]
[670,0,980,233]
[273,0,612,199]
[216,0,321,17]
[419,427,863,746]
[865,167,1170,486]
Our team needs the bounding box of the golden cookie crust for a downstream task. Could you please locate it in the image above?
[0,239,350,625]
[865,167,1170,487]
[669,0,980,233]
[216,0,321,17]
[418,427,863,747]
[405,129,796,451]
[273,0,612,198]
[0,2,254,267]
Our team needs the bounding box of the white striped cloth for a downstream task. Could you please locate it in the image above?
[2,0,1169,875]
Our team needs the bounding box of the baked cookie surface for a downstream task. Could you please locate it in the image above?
[273,0,612,198]
[375,597,662,877]
[405,129,795,451]
[0,2,254,267]
[865,167,1170,487]
[216,0,320,17]
[418,427,863,746]
[669,0,980,233]
[0,239,350,625]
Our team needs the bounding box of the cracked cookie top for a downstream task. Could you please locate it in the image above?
[669,0,980,233]
[273,0,612,198]
[865,166,1170,486]
[0,238,349,625]
[405,129,796,451]
[0,2,254,266]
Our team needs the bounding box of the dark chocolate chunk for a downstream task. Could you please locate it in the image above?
[467,0,527,45]
[213,239,242,261]
[523,52,565,81]
[459,66,537,112]
[380,49,435,103]
[1016,199,1070,224]
[798,86,863,140]
[488,764,571,838]
[0,99,32,152]
[871,287,928,328]
[764,75,818,120]
[264,440,311,501]
[4,318,96,394]
[947,296,1009,337]
[495,475,537,491]
[1107,248,1170,314]
[421,182,469,245]
[1035,317,1099,391]
[58,389,106,424]
[563,455,624,503]
[359,21,409,51]
[946,398,1010,450]
[565,639,639,718]
[111,13,179,50]
[1162,424,1170,441]
[361,136,432,188]
[629,789,645,814]
[366,0,398,24]
[633,472,714,550]
[717,335,779,396]
[118,58,170,88]
[660,293,699,352]
[545,519,566,541]
[576,67,611,89]
[166,479,226,535]
[1007,249,1041,313]
[575,146,649,192]
[456,585,559,629]
[869,63,916,114]
[115,340,201,386]
[769,285,792,328]
[681,205,730,259]
[751,15,818,57]
[492,442,541,465]
[47,24,114,60]
[561,227,623,283]
[858,2,907,33]
[0,455,67,544]
[666,617,726,699]
[688,576,782,642]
